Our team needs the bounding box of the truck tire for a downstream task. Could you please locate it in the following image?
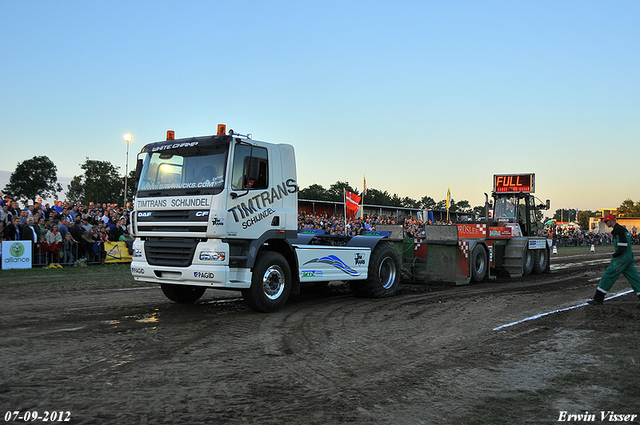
[161,283,206,303]
[242,251,291,313]
[350,242,400,298]
[470,245,487,282]
[532,248,548,274]
[523,247,534,276]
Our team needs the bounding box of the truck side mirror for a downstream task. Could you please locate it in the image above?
[135,158,143,180]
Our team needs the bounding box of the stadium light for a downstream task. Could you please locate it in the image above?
[123,134,133,208]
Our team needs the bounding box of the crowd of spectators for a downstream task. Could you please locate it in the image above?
[298,212,639,248]
[298,212,453,238]
[1,196,133,266]
[549,226,639,247]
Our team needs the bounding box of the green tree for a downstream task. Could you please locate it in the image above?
[299,183,330,201]
[65,175,84,204]
[327,181,357,202]
[390,193,402,207]
[473,205,487,217]
[617,199,640,217]
[126,168,137,206]
[67,158,124,205]
[400,196,420,208]
[455,200,472,212]
[420,195,436,210]
[364,188,393,206]
[2,156,63,203]
[577,210,591,230]
[435,198,456,210]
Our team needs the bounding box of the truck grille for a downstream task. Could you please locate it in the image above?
[142,210,191,221]
[137,224,207,233]
[144,238,198,267]
[136,210,209,233]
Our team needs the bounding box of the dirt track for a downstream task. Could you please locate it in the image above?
[1,249,640,424]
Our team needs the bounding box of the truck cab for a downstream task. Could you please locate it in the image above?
[130,126,400,312]
[492,173,550,237]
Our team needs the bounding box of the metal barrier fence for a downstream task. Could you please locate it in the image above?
[32,242,106,267]
[1,240,132,268]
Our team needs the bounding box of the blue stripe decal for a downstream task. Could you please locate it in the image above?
[303,255,360,277]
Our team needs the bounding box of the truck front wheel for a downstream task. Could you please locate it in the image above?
[350,242,400,298]
[161,283,206,303]
[243,251,292,313]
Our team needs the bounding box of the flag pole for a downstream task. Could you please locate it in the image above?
[360,174,366,219]
[344,189,347,234]
[446,187,451,223]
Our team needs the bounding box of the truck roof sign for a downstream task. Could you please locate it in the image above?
[493,173,535,194]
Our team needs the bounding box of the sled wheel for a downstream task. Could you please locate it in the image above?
[471,245,487,282]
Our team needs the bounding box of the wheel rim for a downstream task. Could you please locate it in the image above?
[261,265,285,300]
[378,256,397,290]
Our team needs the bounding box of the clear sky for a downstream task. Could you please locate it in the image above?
[1,1,638,212]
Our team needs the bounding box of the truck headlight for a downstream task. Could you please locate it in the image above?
[199,251,226,261]
[133,248,143,258]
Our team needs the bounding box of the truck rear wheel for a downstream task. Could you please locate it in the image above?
[161,283,206,303]
[243,251,291,313]
[350,242,400,298]
[470,245,487,282]
[532,248,548,274]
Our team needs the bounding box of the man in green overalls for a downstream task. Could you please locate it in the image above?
[588,214,640,307]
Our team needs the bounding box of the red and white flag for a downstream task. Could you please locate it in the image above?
[345,189,361,220]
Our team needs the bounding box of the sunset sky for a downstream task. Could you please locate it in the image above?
[1,1,638,211]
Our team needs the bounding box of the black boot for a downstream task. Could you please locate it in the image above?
[587,289,605,306]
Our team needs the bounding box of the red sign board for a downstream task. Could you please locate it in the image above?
[457,224,486,239]
[493,174,534,193]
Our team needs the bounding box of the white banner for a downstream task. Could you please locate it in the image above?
[2,241,33,270]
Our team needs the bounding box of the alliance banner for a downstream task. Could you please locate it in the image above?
[2,241,32,270]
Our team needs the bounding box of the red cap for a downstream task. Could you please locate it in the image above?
[601,213,616,222]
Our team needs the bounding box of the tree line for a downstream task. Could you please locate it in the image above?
[300,181,481,214]
[4,156,639,224]
[3,156,480,213]
[2,156,136,206]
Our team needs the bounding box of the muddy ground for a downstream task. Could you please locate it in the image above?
[1,248,639,424]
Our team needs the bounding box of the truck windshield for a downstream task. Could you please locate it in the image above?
[494,197,518,221]
[136,143,228,196]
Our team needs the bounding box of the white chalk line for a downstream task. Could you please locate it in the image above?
[493,290,634,331]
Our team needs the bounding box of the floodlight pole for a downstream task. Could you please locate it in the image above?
[123,134,133,208]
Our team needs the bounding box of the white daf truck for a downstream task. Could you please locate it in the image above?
[130,125,400,312]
